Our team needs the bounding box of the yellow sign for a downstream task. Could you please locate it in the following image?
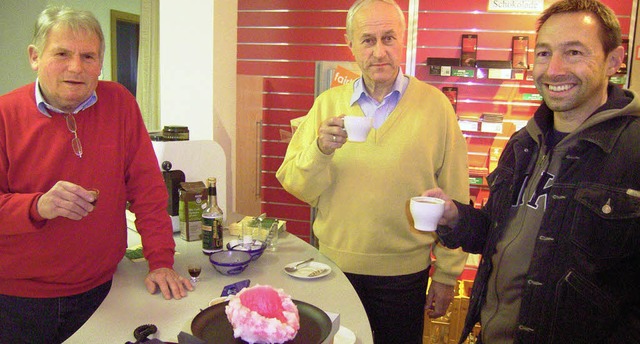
[488,0,543,12]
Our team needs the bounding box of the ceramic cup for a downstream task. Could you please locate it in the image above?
[343,116,373,142]
[410,196,445,231]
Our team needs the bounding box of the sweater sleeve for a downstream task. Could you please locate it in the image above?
[120,93,175,272]
[437,98,470,204]
[0,87,48,234]
[276,93,338,206]
[432,244,468,285]
[0,191,47,234]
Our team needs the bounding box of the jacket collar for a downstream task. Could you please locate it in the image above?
[525,84,638,154]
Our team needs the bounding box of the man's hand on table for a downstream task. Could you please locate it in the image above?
[145,267,193,300]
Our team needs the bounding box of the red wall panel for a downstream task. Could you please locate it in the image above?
[419,13,539,31]
[261,187,306,206]
[261,141,288,158]
[238,45,352,63]
[238,29,347,45]
[263,78,314,93]
[237,61,315,78]
[238,12,347,27]
[261,156,290,175]
[239,1,356,11]
[260,170,282,189]
[262,109,309,126]
[263,93,315,110]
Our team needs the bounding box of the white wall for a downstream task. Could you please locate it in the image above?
[158,0,237,213]
[159,0,214,141]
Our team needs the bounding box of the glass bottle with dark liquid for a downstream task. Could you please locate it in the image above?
[202,177,224,255]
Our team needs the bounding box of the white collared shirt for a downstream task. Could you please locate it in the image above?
[349,69,409,129]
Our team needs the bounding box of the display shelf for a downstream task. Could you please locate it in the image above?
[429,64,475,78]
[427,63,626,84]
[476,67,528,80]
[459,113,504,134]
[427,62,531,82]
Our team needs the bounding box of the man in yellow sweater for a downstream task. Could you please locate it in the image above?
[276,0,469,342]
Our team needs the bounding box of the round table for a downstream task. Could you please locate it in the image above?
[66,229,373,344]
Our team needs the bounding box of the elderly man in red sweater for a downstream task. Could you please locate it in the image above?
[0,5,192,343]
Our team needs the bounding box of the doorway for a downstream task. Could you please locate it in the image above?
[110,10,140,96]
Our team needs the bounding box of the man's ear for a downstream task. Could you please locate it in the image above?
[605,45,625,76]
[28,45,40,71]
[344,34,352,49]
[345,34,355,57]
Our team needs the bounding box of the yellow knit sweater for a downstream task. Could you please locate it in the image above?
[276,76,469,284]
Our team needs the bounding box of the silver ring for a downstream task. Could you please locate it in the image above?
[332,135,336,142]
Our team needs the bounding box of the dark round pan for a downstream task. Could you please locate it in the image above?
[191,299,332,343]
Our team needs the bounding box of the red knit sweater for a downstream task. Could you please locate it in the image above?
[0,81,174,297]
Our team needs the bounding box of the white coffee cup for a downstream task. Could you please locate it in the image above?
[410,196,445,231]
[343,116,373,142]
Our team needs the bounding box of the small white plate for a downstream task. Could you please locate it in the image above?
[284,261,331,279]
[334,326,356,344]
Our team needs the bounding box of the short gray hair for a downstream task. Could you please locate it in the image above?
[346,0,406,41]
[32,5,105,60]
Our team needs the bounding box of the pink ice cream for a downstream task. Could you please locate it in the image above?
[225,284,300,343]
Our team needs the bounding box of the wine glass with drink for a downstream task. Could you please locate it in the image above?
[188,264,202,284]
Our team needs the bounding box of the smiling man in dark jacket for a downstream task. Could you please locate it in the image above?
[424,0,640,343]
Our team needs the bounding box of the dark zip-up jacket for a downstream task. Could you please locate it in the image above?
[438,85,640,343]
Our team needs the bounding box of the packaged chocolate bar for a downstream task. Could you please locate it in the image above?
[512,36,529,69]
[461,34,478,67]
